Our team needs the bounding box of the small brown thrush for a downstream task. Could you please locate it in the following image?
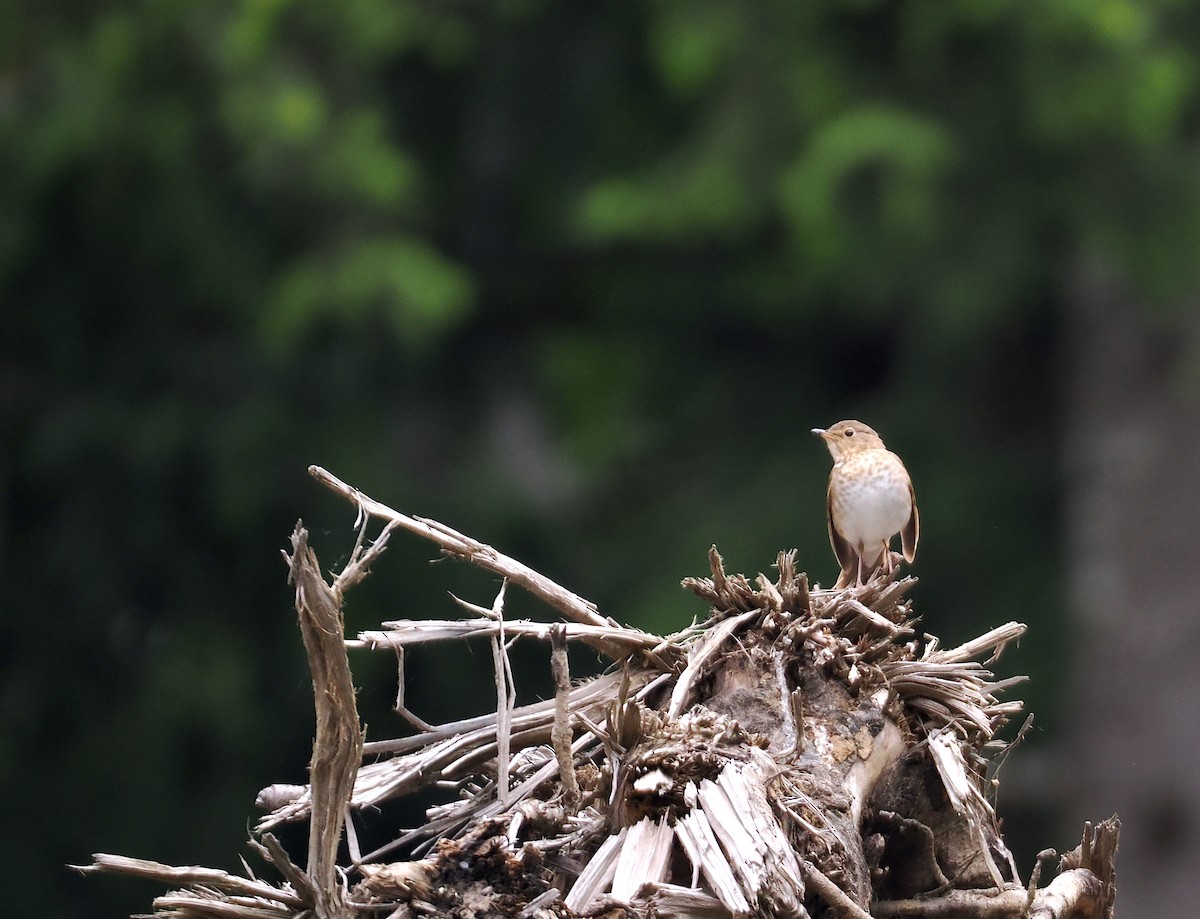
[812,420,919,588]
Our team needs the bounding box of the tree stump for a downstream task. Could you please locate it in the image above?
[78,467,1118,919]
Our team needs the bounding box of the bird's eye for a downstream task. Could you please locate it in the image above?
[844,429,854,437]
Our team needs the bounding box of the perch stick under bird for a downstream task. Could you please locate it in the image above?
[78,464,1118,919]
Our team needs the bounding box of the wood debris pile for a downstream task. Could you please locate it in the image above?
[79,466,1118,919]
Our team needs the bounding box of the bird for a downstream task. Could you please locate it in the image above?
[812,420,919,588]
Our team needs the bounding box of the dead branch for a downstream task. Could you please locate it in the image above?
[801,859,873,919]
[284,523,363,919]
[309,465,617,636]
[254,833,315,906]
[873,887,1029,918]
[550,625,581,810]
[349,617,663,654]
[72,855,303,909]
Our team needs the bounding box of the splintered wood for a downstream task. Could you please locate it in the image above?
[79,468,1118,919]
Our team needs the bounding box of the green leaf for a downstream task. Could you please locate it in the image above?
[778,104,955,291]
[264,236,475,352]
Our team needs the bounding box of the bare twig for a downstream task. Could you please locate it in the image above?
[333,519,400,599]
[488,581,515,806]
[386,642,435,733]
[801,859,873,919]
[149,893,293,918]
[667,610,759,717]
[774,650,797,755]
[1027,848,1057,908]
[874,886,1029,917]
[360,670,634,755]
[350,618,664,654]
[255,833,316,905]
[309,466,619,639]
[550,625,581,810]
[925,622,1026,665]
[72,855,303,908]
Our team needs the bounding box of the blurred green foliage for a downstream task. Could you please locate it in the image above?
[4,1,1200,915]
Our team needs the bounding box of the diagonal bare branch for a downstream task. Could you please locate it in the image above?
[309,466,618,639]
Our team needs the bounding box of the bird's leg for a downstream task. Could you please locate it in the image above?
[856,551,865,588]
[881,545,894,576]
[836,560,855,589]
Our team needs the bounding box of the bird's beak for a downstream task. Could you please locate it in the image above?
[811,428,827,438]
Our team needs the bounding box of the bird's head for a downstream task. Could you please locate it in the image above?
[811,420,885,460]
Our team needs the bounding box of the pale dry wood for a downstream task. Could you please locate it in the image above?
[667,609,759,717]
[1053,816,1118,919]
[846,706,906,827]
[874,886,1029,918]
[882,623,1028,743]
[1029,869,1103,919]
[800,859,873,919]
[484,581,515,807]
[775,650,802,755]
[675,808,753,915]
[258,671,662,829]
[697,753,807,917]
[359,670,634,755]
[517,888,562,916]
[549,625,581,809]
[285,524,363,919]
[256,833,316,905]
[150,894,291,919]
[925,622,1026,665]
[72,855,303,908]
[356,859,436,899]
[255,784,306,811]
[611,815,674,900]
[837,595,912,636]
[563,828,626,912]
[927,731,1007,890]
[633,883,730,918]
[367,730,605,865]
[469,729,597,825]
[349,618,663,652]
[330,516,399,600]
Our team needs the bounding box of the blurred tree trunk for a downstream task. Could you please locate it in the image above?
[1064,257,1200,915]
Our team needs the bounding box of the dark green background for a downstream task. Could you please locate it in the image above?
[5,2,1198,916]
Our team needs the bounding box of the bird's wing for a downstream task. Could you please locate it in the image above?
[827,482,855,573]
[901,480,919,563]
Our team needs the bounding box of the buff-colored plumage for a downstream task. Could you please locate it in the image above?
[812,420,919,588]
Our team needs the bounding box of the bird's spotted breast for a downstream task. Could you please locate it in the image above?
[829,451,913,549]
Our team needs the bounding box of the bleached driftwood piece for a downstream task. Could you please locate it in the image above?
[80,469,1118,919]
